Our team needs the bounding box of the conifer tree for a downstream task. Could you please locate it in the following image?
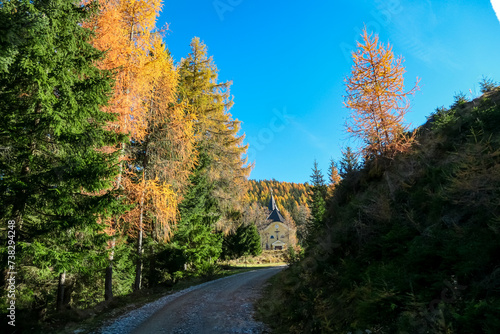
[84,0,163,140]
[306,160,327,244]
[125,44,196,290]
[85,0,166,296]
[0,0,124,311]
[174,153,222,272]
[328,158,341,197]
[178,37,251,230]
[86,0,193,294]
[344,28,419,161]
[222,223,262,259]
[339,146,360,178]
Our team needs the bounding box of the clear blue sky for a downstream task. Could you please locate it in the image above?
[157,0,500,184]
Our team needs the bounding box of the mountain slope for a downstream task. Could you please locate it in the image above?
[258,87,500,333]
[247,179,311,240]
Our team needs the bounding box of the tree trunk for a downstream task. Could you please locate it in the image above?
[104,263,113,300]
[134,134,150,291]
[106,140,125,300]
[56,271,66,311]
[134,183,145,291]
[148,244,157,287]
[116,142,126,190]
[104,238,115,301]
[134,227,143,291]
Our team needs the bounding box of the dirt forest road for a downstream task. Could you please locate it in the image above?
[129,266,284,334]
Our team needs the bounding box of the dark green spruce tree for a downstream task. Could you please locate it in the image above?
[0,0,124,315]
[339,146,360,178]
[222,223,262,260]
[305,160,327,245]
[174,153,223,274]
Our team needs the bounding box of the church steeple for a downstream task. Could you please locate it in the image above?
[268,189,277,212]
[267,189,285,223]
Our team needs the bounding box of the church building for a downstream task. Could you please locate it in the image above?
[260,191,296,250]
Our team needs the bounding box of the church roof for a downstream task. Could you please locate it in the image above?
[267,190,286,223]
[267,208,286,223]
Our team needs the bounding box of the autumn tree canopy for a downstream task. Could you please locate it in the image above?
[344,28,420,161]
[178,37,251,231]
[0,0,250,321]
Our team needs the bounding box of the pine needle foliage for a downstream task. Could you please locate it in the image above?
[305,160,327,245]
[178,37,251,224]
[0,0,125,318]
[174,153,222,274]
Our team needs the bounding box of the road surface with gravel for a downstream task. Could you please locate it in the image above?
[98,266,284,334]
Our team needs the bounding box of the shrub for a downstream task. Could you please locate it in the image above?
[479,76,497,93]
[450,91,469,109]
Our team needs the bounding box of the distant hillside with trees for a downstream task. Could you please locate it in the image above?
[247,179,311,243]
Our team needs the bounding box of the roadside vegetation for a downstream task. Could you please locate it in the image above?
[257,28,500,334]
[257,85,500,333]
[0,1,254,332]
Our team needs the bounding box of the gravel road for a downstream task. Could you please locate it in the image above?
[97,266,284,334]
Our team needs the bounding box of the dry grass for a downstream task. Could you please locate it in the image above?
[221,250,288,267]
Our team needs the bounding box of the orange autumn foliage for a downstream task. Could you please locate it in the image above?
[143,40,196,196]
[121,172,178,242]
[344,28,420,160]
[120,41,196,242]
[86,0,195,242]
[84,0,166,141]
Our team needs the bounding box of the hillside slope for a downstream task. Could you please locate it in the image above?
[258,87,500,333]
[247,180,310,212]
[247,179,311,241]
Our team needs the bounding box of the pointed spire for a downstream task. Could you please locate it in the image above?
[267,188,285,222]
[268,188,277,211]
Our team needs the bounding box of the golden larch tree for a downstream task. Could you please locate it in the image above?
[126,41,196,290]
[344,28,420,161]
[85,0,195,295]
[178,37,252,232]
[327,158,341,197]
